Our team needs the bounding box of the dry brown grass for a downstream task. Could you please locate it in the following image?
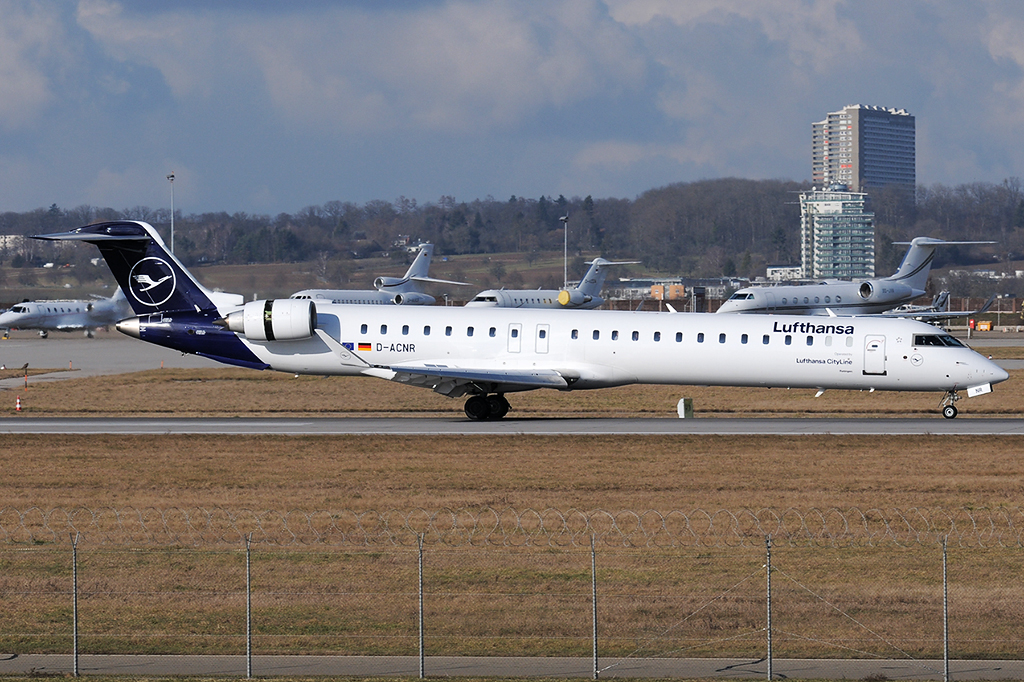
[3,367,1024,661]
[5,364,1024,418]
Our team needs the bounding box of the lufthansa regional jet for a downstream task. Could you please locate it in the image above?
[717,237,994,317]
[466,258,637,309]
[291,243,468,306]
[35,221,1008,420]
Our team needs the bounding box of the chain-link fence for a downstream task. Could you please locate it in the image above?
[2,508,1023,677]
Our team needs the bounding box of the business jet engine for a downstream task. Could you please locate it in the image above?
[224,299,317,341]
[374,276,405,290]
[393,292,435,305]
[557,289,594,307]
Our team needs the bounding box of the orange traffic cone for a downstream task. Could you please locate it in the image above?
[16,396,21,412]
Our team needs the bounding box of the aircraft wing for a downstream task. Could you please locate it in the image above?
[878,294,996,321]
[383,364,568,397]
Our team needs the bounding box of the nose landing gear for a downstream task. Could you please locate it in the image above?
[939,390,960,419]
[464,394,511,420]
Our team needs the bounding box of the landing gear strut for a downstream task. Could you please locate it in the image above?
[464,393,511,420]
[939,390,960,419]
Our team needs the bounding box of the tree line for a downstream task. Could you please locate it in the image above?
[3,177,1023,283]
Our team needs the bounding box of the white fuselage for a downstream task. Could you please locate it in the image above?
[230,305,1006,394]
[466,289,602,309]
[0,297,129,331]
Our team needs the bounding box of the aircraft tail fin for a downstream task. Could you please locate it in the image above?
[34,221,220,316]
[576,258,640,297]
[405,244,434,280]
[889,238,995,292]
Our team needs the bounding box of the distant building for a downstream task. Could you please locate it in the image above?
[812,104,915,195]
[800,188,875,279]
[766,266,802,282]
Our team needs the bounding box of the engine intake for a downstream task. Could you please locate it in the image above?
[393,292,435,305]
[224,299,316,341]
[557,289,593,307]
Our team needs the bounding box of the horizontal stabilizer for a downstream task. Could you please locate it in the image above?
[409,276,472,286]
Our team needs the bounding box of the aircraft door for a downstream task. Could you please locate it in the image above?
[508,323,522,353]
[536,324,550,353]
[763,291,777,312]
[863,335,887,375]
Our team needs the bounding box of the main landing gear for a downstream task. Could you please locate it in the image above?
[464,394,511,420]
[940,390,960,419]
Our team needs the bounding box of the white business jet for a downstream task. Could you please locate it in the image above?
[717,237,995,317]
[466,257,637,309]
[36,222,1008,420]
[291,243,468,306]
[0,289,132,337]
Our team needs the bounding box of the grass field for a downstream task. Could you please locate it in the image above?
[2,365,1024,665]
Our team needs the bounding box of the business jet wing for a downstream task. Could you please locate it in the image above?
[877,294,996,322]
[380,364,569,397]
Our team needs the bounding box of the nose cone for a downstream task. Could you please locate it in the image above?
[990,362,1011,385]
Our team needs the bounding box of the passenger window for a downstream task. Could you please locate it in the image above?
[824,296,831,304]
[489,327,496,337]
[836,295,842,303]
[741,334,748,344]
[360,324,368,334]
[803,297,809,304]
[719,333,726,343]
[572,329,578,340]
[380,324,387,334]
[612,331,619,340]
[806,336,813,346]
[654,331,661,342]
[814,297,819,304]
[539,329,546,339]
[785,335,792,345]
[446,326,452,336]
[762,334,769,345]
[593,330,600,340]
[845,336,853,347]
[511,328,519,338]
[675,332,682,342]
[697,333,705,343]
[825,336,832,347]
[467,327,474,337]
[402,325,409,335]
[632,331,639,341]
[782,298,787,304]
[424,326,431,336]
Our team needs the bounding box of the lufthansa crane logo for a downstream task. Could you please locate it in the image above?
[128,257,176,307]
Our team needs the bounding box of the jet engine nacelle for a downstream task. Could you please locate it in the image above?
[858,280,915,303]
[557,289,594,307]
[224,299,317,341]
[374,276,404,290]
[393,292,435,305]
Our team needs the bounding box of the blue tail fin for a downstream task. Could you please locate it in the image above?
[34,221,219,316]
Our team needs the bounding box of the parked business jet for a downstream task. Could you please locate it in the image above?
[291,243,468,306]
[0,289,132,337]
[466,258,637,309]
[717,237,995,316]
[36,222,1008,419]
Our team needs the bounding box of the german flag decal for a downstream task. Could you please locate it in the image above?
[358,342,372,352]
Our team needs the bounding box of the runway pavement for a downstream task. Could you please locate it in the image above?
[2,416,1024,435]
[3,653,1024,680]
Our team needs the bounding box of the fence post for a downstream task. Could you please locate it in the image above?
[418,534,425,680]
[71,532,80,678]
[765,535,772,681]
[591,535,598,680]
[246,533,252,679]
[943,536,949,682]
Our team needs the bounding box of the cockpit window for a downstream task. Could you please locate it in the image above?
[915,334,966,348]
[728,292,753,300]
[11,306,26,313]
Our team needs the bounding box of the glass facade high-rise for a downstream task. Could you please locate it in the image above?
[812,105,915,195]
[800,188,875,279]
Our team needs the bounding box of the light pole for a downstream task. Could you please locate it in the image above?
[166,172,175,254]
[559,214,569,289]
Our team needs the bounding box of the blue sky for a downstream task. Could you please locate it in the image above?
[2,0,1024,215]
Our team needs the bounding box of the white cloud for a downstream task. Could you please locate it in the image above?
[0,1,69,130]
